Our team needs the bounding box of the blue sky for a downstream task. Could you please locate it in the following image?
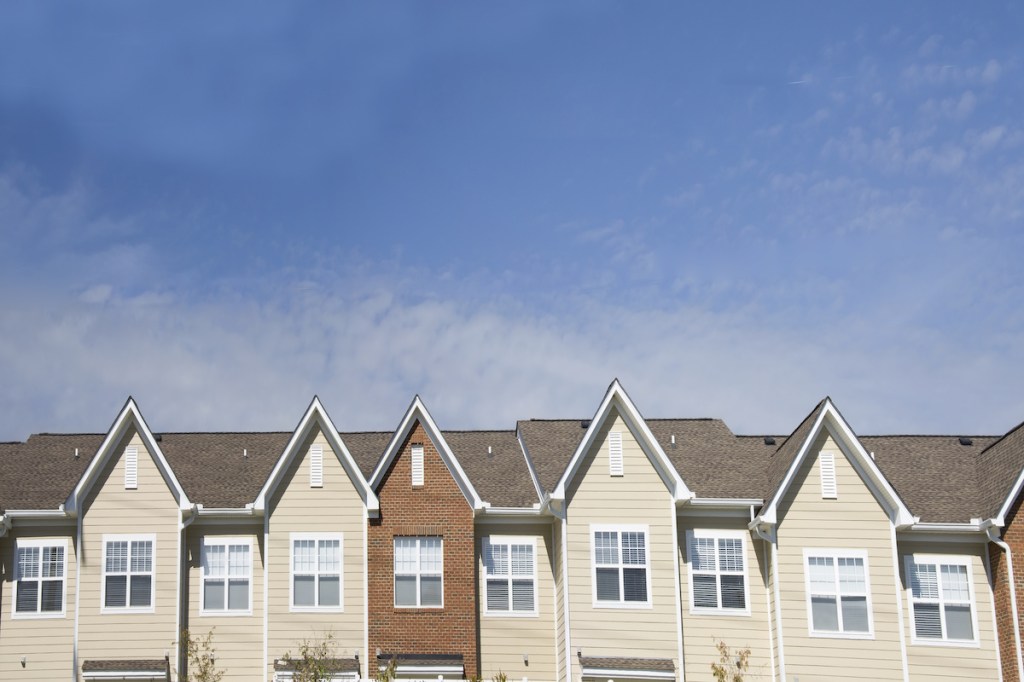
[1,2,1022,440]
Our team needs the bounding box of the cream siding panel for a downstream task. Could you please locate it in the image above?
[184,524,265,682]
[78,428,180,675]
[477,523,557,682]
[0,526,77,680]
[899,540,999,681]
[677,516,772,681]
[565,410,677,678]
[267,428,365,681]
[775,432,904,681]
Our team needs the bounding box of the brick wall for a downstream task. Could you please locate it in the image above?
[993,494,1024,682]
[368,421,479,679]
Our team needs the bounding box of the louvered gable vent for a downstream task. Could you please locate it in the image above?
[124,446,138,489]
[309,444,323,488]
[819,451,838,499]
[411,444,424,486]
[608,431,624,476]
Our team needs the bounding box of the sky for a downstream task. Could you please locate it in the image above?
[1,2,1022,440]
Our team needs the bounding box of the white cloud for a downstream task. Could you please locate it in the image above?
[981,58,1002,84]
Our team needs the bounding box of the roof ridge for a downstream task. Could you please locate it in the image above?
[977,417,1024,458]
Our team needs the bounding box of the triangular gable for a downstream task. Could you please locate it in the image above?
[254,396,379,515]
[368,395,484,510]
[758,398,914,527]
[551,379,691,502]
[65,397,190,514]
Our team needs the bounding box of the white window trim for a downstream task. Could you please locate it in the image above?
[802,548,874,639]
[905,553,980,648]
[394,536,444,609]
[199,536,253,617]
[482,535,539,617]
[686,529,751,617]
[101,533,156,615]
[590,523,653,609]
[12,537,68,619]
[289,532,344,613]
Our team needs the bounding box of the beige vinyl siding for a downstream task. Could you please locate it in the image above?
[678,515,772,681]
[78,428,180,675]
[565,410,678,678]
[477,522,557,682]
[267,427,366,681]
[184,524,264,682]
[775,430,904,681]
[0,526,77,680]
[899,540,999,681]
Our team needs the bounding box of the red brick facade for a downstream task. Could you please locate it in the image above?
[993,494,1024,682]
[368,421,479,678]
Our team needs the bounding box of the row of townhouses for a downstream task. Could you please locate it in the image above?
[2,380,1024,682]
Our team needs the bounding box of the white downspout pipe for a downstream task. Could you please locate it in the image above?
[988,526,1024,682]
[754,523,784,682]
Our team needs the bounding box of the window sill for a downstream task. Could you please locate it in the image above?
[11,611,67,620]
[392,606,444,612]
[101,606,156,615]
[909,638,980,649]
[689,607,751,618]
[591,600,653,610]
[808,630,874,640]
[199,609,255,617]
[483,610,539,618]
[289,606,344,614]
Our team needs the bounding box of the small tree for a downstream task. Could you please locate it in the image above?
[710,639,751,682]
[176,629,223,682]
[281,632,338,682]
[374,656,397,682]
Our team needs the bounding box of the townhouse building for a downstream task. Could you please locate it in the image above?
[1,380,1024,682]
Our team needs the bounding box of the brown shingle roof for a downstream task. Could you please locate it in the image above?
[0,434,103,512]
[764,398,828,502]
[81,659,168,672]
[446,430,538,507]
[976,420,1024,520]
[516,419,588,494]
[274,657,359,672]
[579,656,675,672]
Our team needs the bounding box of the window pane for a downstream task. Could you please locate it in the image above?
[395,575,417,606]
[487,579,509,611]
[511,544,533,576]
[294,575,316,606]
[204,545,226,578]
[512,579,534,611]
[721,574,745,609]
[394,537,417,572]
[911,563,938,599]
[811,595,839,631]
[421,575,442,606]
[319,576,340,607]
[294,540,316,573]
[718,539,743,572]
[594,532,618,566]
[106,542,128,574]
[691,537,716,572]
[420,538,442,573]
[319,540,340,574]
[596,567,620,601]
[16,580,38,612]
[838,558,866,594]
[809,557,836,593]
[841,596,869,632]
[131,541,153,573]
[42,546,64,579]
[204,580,225,610]
[40,580,62,612]
[914,603,942,638]
[945,604,973,640]
[18,546,40,579]
[105,575,127,607]
[692,574,718,608]
[229,545,250,577]
[130,575,152,607]
[941,564,970,602]
[228,579,249,610]
[486,544,508,577]
[623,567,647,602]
[621,532,646,566]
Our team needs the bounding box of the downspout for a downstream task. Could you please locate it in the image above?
[988,526,1024,682]
[559,505,573,682]
[179,507,198,678]
[670,500,686,682]
[753,523,784,682]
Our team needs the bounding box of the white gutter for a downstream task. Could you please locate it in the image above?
[905,522,987,533]
[682,497,764,508]
[477,505,546,517]
[3,508,72,519]
[752,522,784,682]
[988,525,1024,682]
[195,504,262,518]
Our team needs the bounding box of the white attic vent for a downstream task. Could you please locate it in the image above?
[820,451,837,499]
[310,444,323,488]
[124,446,138,489]
[609,431,624,477]
[411,444,424,486]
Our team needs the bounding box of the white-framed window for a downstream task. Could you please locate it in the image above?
[482,536,537,616]
[803,549,872,638]
[102,534,155,613]
[13,538,67,618]
[686,529,749,615]
[290,533,342,611]
[906,555,978,646]
[201,537,252,615]
[394,536,443,608]
[591,524,651,607]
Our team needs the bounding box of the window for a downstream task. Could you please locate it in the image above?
[394,536,442,607]
[202,538,251,614]
[907,556,976,644]
[290,534,342,611]
[103,535,154,611]
[411,444,424,486]
[819,451,837,498]
[687,530,748,614]
[592,525,650,606]
[804,550,872,637]
[14,539,66,617]
[483,537,536,615]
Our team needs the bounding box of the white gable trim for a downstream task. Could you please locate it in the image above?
[65,398,190,515]
[550,379,691,502]
[368,395,484,510]
[994,466,1024,527]
[759,400,914,527]
[253,396,379,515]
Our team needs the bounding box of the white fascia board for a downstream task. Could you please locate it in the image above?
[254,397,379,514]
[516,426,547,504]
[551,379,691,502]
[65,398,190,515]
[995,466,1024,528]
[368,395,484,510]
[685,497,764,507]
